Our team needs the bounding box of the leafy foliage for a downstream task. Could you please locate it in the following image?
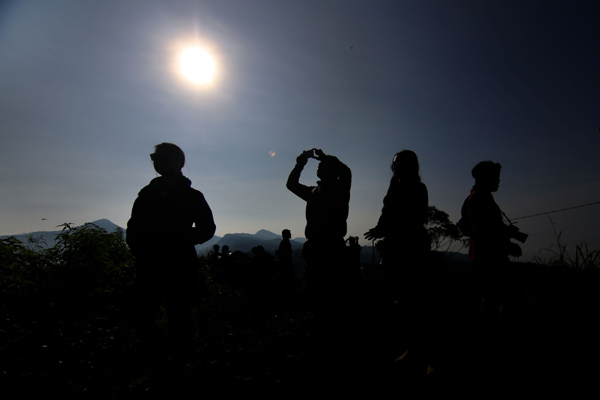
[374,205,468,256]
[425,205,468,252]
[1,223,135,396]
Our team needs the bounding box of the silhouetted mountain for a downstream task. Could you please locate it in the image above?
[254,229,281,241]
[88,219,121,232]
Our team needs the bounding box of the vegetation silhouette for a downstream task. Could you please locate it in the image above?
[2,218,600,396]
[533,215,600,269]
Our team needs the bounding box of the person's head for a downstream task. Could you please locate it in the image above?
[221,245,229,255]
[316,159,340,182]
[252,245,265,255]
[471,161,501,192]
[213,244,220,252]
[150,143,185,177]
[391,150,421,182]
[282,229,291,239]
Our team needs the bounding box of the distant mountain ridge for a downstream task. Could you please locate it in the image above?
[1,219,468,267]
[0,220,307,256]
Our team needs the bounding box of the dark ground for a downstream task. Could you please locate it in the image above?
[3,261,600,398]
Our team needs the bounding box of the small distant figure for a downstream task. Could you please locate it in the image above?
[277,229,293,265]
[286,148,351,327]
[208,244,222,279]
[217,244,232,280]
[344,236,362,297]
[275,229,296,298]
[209,244,221,265]
[251,245,276,276]
[346,236,361,271]
[126,142,216,360]
[220,245,230,259]
[345,236,361,262]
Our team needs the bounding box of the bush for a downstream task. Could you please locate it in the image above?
[1,223,135,315]
[0,223,136,396]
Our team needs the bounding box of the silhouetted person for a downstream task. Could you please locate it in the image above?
[364,150,431,375]
[210,244,221,266]
[277,229,293,264]
[250,245,276,287]
[460,161,524,313]
[217,244,233,282]
[126,142,216,361]
[208,244,222,280]
[459,161,526,380]
[460,161,522,265]
[286,148,351,337]
[275,229,296,298]
[345,236,361,274]
[220,245,230,259]
[346,236,362,290]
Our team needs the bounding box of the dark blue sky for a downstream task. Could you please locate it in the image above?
[1,0,599,260]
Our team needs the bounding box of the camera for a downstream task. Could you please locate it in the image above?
[508,225,528,243]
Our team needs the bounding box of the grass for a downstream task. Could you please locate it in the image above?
[533,217,600,269]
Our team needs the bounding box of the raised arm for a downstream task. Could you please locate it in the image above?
[286,150,314,201]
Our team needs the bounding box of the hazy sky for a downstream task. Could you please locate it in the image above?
[1,0,599,261]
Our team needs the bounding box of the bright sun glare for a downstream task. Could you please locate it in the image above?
[179,47,215,85]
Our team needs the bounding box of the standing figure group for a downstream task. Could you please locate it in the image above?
[125,142,525,378]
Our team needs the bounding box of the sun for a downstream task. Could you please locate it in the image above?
[179,47,215,85]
